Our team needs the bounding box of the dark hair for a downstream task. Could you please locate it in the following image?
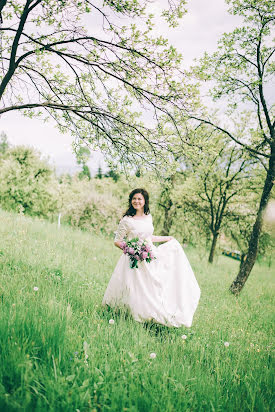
[123,188,150,217]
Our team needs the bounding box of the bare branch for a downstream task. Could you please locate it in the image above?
[189,116,271,158]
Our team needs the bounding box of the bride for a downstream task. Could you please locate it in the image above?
[102,188,200,327]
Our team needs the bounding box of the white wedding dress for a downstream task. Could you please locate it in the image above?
[102,214,200,327]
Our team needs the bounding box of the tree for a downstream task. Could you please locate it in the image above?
[96,166,103,179]
[157,173,178,236]
[0,131,9,154]
[104,168,120,182]
[200,143,255,263]
[224,166,275,263]
[0,0,193,169]
[75,145,91,180]
[0,146,57,216]
[176,133,258,262]
[190,0,274,292]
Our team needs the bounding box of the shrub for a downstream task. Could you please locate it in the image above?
[0,146,57,217]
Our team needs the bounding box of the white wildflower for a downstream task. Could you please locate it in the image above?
[109,319,115,325]
[181,335,187,340]
[83,341,89,366]
[149,352,156,359]
[224,341,230,347]
[33,286,39,291]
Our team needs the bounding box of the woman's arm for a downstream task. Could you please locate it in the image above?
[151,235,174,243]
[114,217,128,250]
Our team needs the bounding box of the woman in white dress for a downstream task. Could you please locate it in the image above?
[102,188,200,328]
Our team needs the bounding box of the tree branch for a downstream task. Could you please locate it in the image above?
[189,116,270,158]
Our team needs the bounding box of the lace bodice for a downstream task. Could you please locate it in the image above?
[114,214,154,242]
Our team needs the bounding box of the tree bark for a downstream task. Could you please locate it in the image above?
[208,232,219,263]
[0,1,8,18]
[160,201,175,236]
[230,150,275,294]
[0,1,34,100]
[159,174,177,236]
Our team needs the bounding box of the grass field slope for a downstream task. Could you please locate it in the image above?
[0,209,274,411]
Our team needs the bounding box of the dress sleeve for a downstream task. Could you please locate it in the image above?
[114,217,129,242]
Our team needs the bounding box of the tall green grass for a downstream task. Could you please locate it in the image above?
[0,209,274,411]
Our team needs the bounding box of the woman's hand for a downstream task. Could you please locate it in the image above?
[114,241,125,250]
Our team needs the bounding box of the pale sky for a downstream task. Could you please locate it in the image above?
[0,0,242,174]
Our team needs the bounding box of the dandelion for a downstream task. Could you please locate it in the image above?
[109,319,115,325]
[224,341,230,347]
[149,352,156,359]
[33,286,39,291]
[181,335,187,340]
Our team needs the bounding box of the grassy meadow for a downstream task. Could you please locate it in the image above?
[0,209,274,411]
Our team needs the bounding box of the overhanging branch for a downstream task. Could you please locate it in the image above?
[189,116,271,158]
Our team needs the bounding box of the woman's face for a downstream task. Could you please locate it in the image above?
[131,193,145,212]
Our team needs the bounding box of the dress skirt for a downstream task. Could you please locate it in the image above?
[102,239,200,328]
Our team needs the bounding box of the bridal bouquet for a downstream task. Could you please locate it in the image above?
[121,237,155,269]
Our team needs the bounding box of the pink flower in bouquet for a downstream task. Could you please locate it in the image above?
[141,251,148,260]
[122,237,156,269]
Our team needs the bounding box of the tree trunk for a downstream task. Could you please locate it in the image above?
[159,174,177,236]
[161,201,175,236]
[230,152,275,294]
[208,232,219,263]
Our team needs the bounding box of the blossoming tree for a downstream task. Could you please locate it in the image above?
[0,0,194,169]
[190,0,274,293]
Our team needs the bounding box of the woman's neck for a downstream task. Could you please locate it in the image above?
[135,209,145,217]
